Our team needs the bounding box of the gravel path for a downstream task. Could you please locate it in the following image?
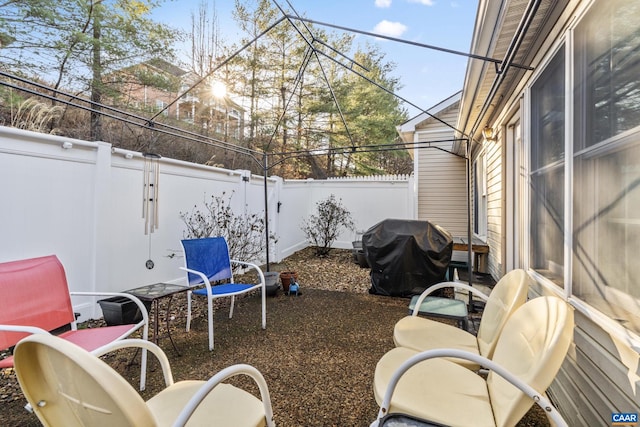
[0,247,549,426]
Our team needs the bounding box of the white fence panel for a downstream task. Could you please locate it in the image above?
[0,126,414,320]
[0,129,99,306]
[279,176,415,254]
[106,152,250,294]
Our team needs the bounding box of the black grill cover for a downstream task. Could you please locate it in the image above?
[363,219,453,297]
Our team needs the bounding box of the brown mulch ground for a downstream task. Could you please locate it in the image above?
[1,248,549,426]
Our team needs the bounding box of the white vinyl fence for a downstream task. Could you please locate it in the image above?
[0,126,415,320]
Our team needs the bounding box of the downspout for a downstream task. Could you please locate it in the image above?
[465,0,541,303]
[470,0,542,136]
[466,137,474,310]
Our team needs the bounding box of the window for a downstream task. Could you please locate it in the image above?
[155,100,168,117]
[529,47,565,286]
[573,0,640,150]
[571,0,640,329]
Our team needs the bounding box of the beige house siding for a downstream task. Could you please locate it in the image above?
[457,1,640,424]
[528,284,640,426]
[482,4,639,423]
[492,114,640,426]
[485,138,503,278]
[415,104,468,238]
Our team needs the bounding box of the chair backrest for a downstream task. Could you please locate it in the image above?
[181,237,233,286]
[476,269,529,359]
[0,255,75,349]
[488,296,574,427]
[14,333,155,427]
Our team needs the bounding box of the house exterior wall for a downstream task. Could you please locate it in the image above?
[0,126,414,322]
[110,61,182,117]
[484,138,503,279]
[414,104,468,238]
[469,1,640,424]
[112,61,244,135]
[126,82,178,117]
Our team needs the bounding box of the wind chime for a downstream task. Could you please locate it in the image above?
[142,152,161,234]
[142,153,161,268]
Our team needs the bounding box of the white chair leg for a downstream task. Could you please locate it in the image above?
[229,295,235,319]
[139,331,148,391]
[261,287,266,329]
[207,296,214,351]
[186,290,192,332]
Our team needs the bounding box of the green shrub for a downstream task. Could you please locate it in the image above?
[301,195,354,256]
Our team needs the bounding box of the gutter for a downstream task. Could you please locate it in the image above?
[469,0,542,139]
[455,0,542,153]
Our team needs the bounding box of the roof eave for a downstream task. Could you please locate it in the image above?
[454,0,505,153]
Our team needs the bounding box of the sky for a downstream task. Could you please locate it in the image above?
[151,0,479,118]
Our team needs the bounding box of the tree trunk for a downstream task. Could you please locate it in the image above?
[90,3,102,141]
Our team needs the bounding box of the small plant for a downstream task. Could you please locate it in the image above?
[180,191,276,265]
[11,98,63,133]
[301,194,355,256]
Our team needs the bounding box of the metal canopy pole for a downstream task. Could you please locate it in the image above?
[466,138,474,311]
[263,153,271,271]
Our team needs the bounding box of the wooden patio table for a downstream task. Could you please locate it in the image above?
[452,236,489,273]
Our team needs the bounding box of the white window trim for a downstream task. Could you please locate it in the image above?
[526,40,567,288]
[521,0,640,350]
[505,112,522,271]
[474,151,488,239]
[564,29,574,301]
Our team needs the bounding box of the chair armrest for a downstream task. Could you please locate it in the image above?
[374,349,568,427]
[179,266,213,291]
[411,282,490,316]
[70,292,150,327]
[92,338,174,388]
[172,363,274,427]
[230,260,266,286]
[0,325,49,335]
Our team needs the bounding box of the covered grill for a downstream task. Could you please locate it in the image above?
[363,219,452,297]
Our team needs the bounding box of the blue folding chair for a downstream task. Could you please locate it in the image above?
[180,237,266,350]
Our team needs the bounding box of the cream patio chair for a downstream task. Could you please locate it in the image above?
[373,296,574,427]
[13,334,275,427]
[393,269,528,370]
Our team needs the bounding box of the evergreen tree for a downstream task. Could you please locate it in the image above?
[232,0,278,151]
[0,0,177,140]
[333,45,409,175]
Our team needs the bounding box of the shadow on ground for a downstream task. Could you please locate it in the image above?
[0,248,550,426]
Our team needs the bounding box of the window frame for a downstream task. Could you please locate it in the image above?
[473,151,488,239]
[523,0,640,338]
[527,44,567,288]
